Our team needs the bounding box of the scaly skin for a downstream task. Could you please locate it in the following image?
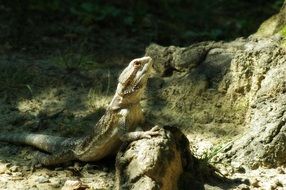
[0,56,158,165]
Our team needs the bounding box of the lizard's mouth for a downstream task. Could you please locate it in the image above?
[122,57,152,95]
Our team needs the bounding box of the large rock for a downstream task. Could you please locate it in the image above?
[213,38,286,168]
[115,126,198,190]
[145,35,286,168]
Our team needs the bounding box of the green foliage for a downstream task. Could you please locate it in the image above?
[28,0,61,12]
[70,2,121,24]
[53,52,97,71]
[0,0,284,50]
[272,0,285,10]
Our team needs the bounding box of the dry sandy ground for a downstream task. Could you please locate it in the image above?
[0,55,285,190]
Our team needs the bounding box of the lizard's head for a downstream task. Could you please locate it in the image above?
[112,56,153,108]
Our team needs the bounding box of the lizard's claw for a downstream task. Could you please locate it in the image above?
[150,125,161,132]
[121,125,162,141]
[140,125,161,139]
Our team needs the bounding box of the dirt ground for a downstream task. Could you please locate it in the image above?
[0,1,285,189]
[0,54,286,190]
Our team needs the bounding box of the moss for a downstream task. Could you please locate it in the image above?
[279,25,286,48]
[255,15,279,37]
[279,25,286,37]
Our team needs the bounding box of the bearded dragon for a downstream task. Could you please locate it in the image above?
[0,56,158,165]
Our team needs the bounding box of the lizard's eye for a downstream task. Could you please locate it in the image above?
[133,61,141,67]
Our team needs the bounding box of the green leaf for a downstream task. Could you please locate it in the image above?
[81,2,97,13]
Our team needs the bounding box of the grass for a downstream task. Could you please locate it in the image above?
[0,60,40,99]
[0,53,120,137]
[52,51,98,71]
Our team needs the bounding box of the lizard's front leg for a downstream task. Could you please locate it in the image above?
[117,110,160,142]
[35,150,75,166]
[120,125,161,141]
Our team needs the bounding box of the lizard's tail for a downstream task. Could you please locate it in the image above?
[0,133,68,153]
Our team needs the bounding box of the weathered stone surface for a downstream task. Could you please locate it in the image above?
[214,41,286,168]
[145,34,286,168]
[145,40,248,148]
[115,126,195,190]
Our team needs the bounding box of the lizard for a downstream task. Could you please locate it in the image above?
[0,56,159,166]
